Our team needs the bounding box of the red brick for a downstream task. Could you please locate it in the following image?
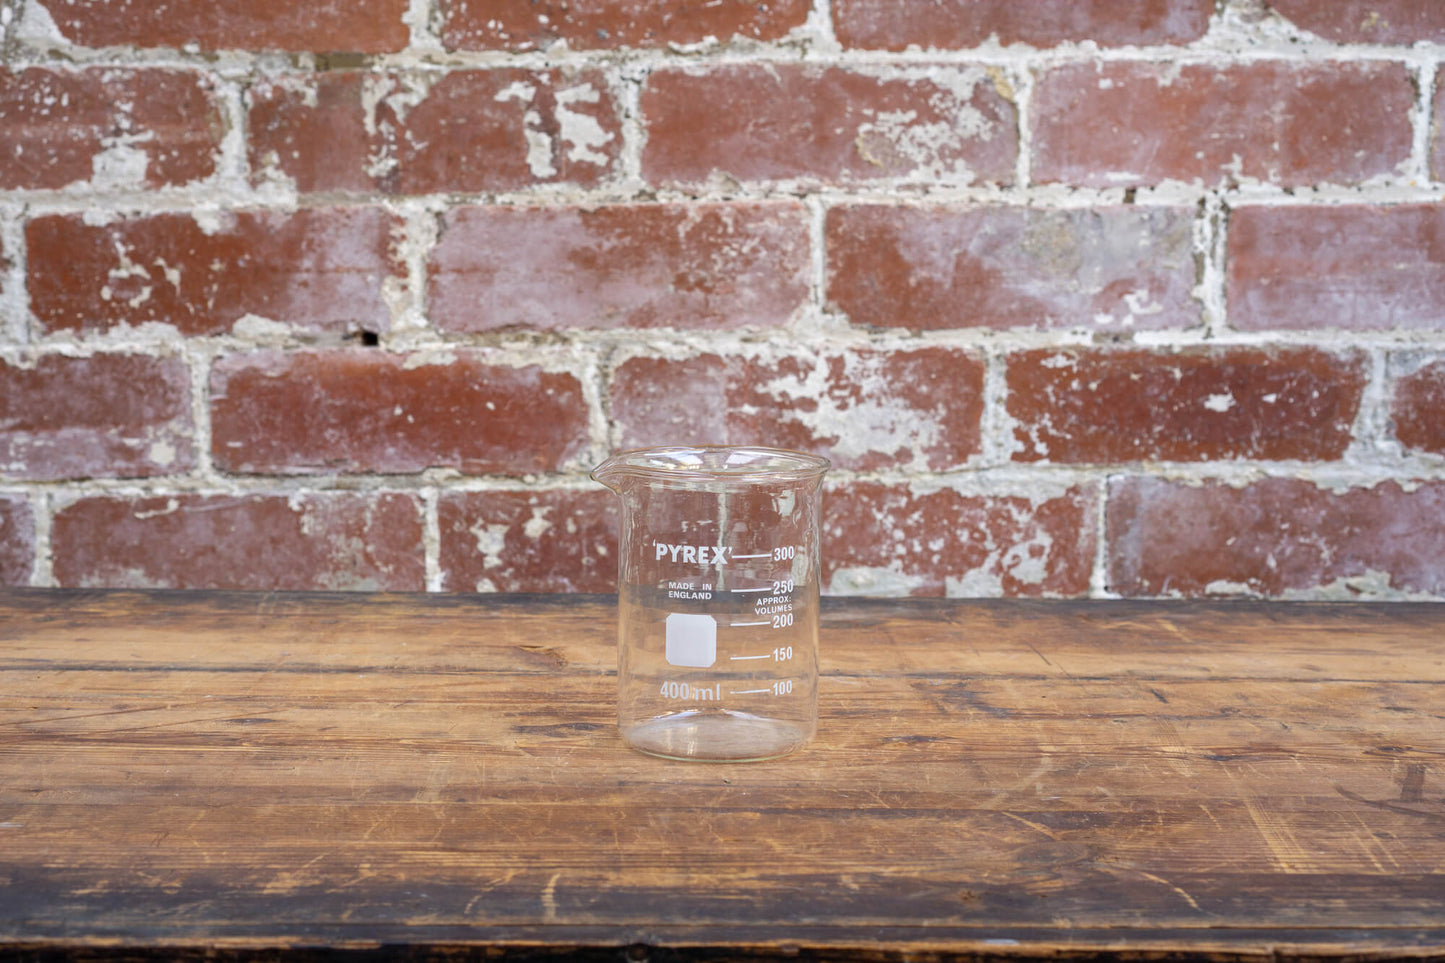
[1228,205,1445,332]
[248,70,621,194]
[52,492,424,591]
[0,67,223,190]
[1393,359,1445,455]
[823,482,1096,597]
[429,202,810,333]
[439,0,810,51]
[28,208,402,338]
[211,350,588,475]
[610,349,985,472]
[1435,88,1445,182]
[1007,348,1367,463]
[1269,0,1445,44]
[438,489,618,593]
[1033,62,1413,188]
[1,354,193,481]
[0,495,35,586]
[1108,477,1445,598]
[45,0,409,52]
[834,0,1211,50]
[641,65,1017,187]
[827,204,1198,331]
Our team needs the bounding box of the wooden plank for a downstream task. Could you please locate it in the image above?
[1,589,1443,960]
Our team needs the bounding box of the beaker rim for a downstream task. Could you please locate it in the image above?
[591,445,831,487]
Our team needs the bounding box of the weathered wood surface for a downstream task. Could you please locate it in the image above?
[1,589,1443,961]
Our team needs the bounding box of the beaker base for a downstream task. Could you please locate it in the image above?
[622,709,811,762]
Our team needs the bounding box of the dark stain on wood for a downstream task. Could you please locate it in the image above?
[514,722,607,736]
[1401,763,1428,802]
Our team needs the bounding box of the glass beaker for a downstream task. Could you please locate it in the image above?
[592,446,830,762]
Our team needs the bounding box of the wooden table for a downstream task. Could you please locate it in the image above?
[2,589,1443,961]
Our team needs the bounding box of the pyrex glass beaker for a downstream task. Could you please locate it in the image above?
[592,446,830,762]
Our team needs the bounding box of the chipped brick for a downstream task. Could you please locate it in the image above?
[0,495,35,586]
[1,354,193,481]
[46,0,410,53]
[1228,205,1445,332]
[429,202,810,333]
[211,350,588,475]
[610,348,985,472]
[52,492,424,592]
[1109,477,1445,598]
[1268,0,1445,44]
[827,204,1198,331]
[248,69,622,194]
[1393,359,1445,456]
[834,0,1212,50]
[1007,348,1367,463]
[438,489,619,593]
[439,0,811,51]
[824,482,1097,597]
[27,208,403,338]
[1033,61,1413,188]
[642,64,1017,187]
[0,67,223,190]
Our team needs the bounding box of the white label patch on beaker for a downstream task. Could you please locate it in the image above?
[665,613,716,668]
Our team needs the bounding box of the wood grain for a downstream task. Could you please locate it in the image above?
[2,590,1443,960]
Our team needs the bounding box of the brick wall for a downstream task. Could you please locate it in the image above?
[2,0,1444,599]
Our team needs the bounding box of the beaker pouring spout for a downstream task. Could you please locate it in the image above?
[589,453,639,494]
